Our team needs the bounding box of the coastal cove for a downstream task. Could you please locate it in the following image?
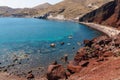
[0,18,102,76]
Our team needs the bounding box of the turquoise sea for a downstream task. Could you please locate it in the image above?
[0,18,102,74]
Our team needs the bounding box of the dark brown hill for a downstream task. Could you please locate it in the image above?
[79,0,120,29]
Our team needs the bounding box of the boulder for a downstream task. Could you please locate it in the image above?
[84,40,93,47]
[67,61,81,74]
[47,62,67,80]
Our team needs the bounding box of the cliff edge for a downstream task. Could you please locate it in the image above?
[79,0,120,29]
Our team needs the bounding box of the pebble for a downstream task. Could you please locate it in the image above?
[77,42,81,46]
[68,35,73,39]
[50,43,56,47]
[67,43,71,45]
[60,42,65,45]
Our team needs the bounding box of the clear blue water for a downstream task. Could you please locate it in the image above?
[0,18,102,74]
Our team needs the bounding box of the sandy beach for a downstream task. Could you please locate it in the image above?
[80,22,120,37]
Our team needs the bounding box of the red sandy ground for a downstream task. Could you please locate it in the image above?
[69,57,120,80]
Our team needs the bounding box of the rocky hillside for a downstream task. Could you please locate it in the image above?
[0,8,39,17]
[79,0,120,29]
[0,6,14,16]
[0,3,51,17]
[68,34,120,80]
[0,0,112,19]
[46,34,120,80]
[36,0,112,20]
[33,3,52,10]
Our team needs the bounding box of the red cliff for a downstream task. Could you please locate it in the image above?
[79,0,120,29]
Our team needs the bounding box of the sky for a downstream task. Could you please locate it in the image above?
[0,0,63,8]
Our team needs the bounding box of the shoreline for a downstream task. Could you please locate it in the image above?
[0,17,120,79]
[79,22,120,37]
[45,18,120,37]
[35,16,120,37]
[2,16,119,38]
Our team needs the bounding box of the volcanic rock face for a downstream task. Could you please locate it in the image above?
[47,34,120,80]
[79,0,120,29]
[68,34,120,80]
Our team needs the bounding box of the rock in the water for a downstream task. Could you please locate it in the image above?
[61,54,68,63]
[50,43,56,48]
[67,43,71,46]
[60,42,65,45]
[64,54,68,63]
[84,40,93,47]
[68,35,73,39]
[77,42,81,46]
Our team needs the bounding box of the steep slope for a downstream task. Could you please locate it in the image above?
[0,0,112,18]
[46,34,120,80]
[68,34,120,80]
[36,0,112,19]
[79,0,120,29]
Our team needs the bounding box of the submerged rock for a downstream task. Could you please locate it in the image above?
[67,43,71,46]
[68,35,73,39]
[60,42,65,45]
[50,43,56,48]
[77,42,81,46]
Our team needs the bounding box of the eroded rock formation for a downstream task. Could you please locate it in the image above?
[80,0,120,29]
